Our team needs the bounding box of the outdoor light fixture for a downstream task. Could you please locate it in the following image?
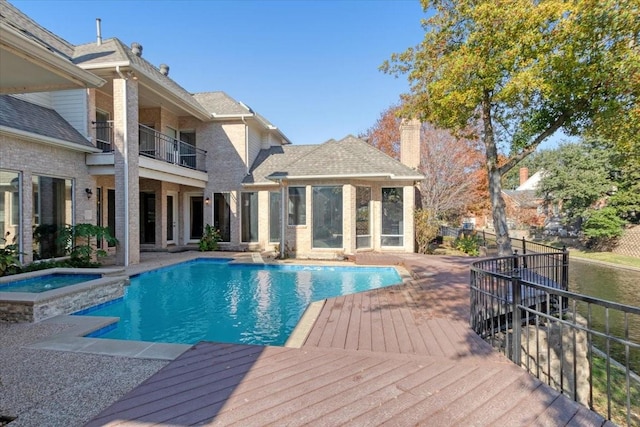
[85,188,93,199]
[205,197,210,205]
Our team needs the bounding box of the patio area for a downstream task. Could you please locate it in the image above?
[1,252,610,426]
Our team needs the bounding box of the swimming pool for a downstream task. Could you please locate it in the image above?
[0,273,101,293]
[79,259,402,346]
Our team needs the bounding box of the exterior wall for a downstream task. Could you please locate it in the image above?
[247,123,262,169]
[0,133,96,264]
[51,89,89,138]
[248,179,418,258]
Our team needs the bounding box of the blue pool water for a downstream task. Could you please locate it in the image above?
[79,259,401,346]
[0,274,101,293]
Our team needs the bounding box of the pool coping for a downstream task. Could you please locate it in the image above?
[23,252,414,360]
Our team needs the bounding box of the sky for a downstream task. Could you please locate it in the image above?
[11,0,429,145]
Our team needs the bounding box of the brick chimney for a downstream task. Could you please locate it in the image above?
[400,118,421,169]
[519,167,529,186]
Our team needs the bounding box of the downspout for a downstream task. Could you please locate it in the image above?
[280,179,286,259]
[116,65,129,266]
[241,116,249,175]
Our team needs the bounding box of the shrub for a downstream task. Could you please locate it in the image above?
[199,225,221,251]
[414,209,440,254]
[57,223,117,267]
[0,240,21,277]
[582,207,625,249]
[454,233,481,256]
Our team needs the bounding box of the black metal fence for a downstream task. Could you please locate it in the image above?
[471,252,640,426]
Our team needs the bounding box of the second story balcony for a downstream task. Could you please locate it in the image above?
[92,121,207,172]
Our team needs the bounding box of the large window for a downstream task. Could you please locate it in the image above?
[241,192,259,243]
[214,193,231,242]
[381,187,404,247]
[269,191,281,243]
[356,186,371,249]
[32,175,72,259]
[0,170,20,250]
[288,186,306,226]
[313,186,343,248]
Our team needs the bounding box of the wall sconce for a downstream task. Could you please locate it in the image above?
[205,197,210,205]
[85,188,93,199]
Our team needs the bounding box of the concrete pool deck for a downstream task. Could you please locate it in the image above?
[0,251,610,426]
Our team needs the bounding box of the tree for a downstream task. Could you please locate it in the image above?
[382,0,640,255]
[361,103,488,224]
[536,141,613,224]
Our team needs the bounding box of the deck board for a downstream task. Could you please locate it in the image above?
[86,254,608,427]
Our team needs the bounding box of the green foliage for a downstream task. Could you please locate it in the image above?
[454,233,481,256]
[414,209,440,254]
[198,224,220,252]
[0,242,21,277]
[382,0,640,256]
[57,223,117,267]
[582,207,625,245]
[536,141,613,222]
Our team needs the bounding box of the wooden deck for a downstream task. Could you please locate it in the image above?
[86,254,611,426]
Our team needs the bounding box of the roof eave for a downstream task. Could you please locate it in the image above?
[0,125,101,153]
[0,22,106,91]
[266,173,424,181]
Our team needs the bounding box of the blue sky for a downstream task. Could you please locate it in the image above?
[12,0,428,145]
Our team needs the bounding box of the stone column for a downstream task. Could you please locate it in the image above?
[113,76,139,265]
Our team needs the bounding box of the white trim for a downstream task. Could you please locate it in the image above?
[0,126,101,153]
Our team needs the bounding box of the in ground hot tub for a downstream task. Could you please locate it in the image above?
[0,268,128,323]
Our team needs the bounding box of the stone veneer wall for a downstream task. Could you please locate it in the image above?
[0,277,126,323]
[613,224,640,258]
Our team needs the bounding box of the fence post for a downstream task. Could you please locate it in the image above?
[562,245,569,291]
[511,273,522,364]
[513,250,519,270]
[522,236,527,255]
[482,229,486,247]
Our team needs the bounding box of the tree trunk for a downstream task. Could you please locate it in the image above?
[482,92,512,256]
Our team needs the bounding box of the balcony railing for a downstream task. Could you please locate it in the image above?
[91,122,207,172]
[138,124,206,171]
[470,253,640,426]
[93,120,114,152]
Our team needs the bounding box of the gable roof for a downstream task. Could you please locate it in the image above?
[502,189,541,208]
[0,94,96,149]
[244,135,424,185]
[73,38,210,119]
[194,91,291,144]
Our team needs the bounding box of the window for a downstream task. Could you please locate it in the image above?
[288,186,306,226]
[312,186,343,248]
[32,175,72,259]
[214,193,231,242]
[0,170,20,250]
[356,186,371,249]
[381,187,404,247]
[269,191,281,243]
[241,192,259,243]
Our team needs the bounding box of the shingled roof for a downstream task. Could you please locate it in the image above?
[243,135,424,185]
[0,95,95,148]
[73,38,210,118]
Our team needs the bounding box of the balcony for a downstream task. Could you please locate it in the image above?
[92,122,207,172]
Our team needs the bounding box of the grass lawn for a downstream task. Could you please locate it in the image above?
[568,250,640,269]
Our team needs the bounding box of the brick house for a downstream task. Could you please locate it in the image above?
[0,1,423,265]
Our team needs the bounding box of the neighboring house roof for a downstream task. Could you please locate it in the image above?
[244,135,424,185]
[194,91,292,144]
[502,190,541,209]
[0,94,95,148]
[516,170,544,191]
[73,38,210,119]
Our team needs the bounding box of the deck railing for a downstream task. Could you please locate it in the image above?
[138,124,206,172]
[92,122,207,172]
[93,120,114,152]
[470,252,640,426]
